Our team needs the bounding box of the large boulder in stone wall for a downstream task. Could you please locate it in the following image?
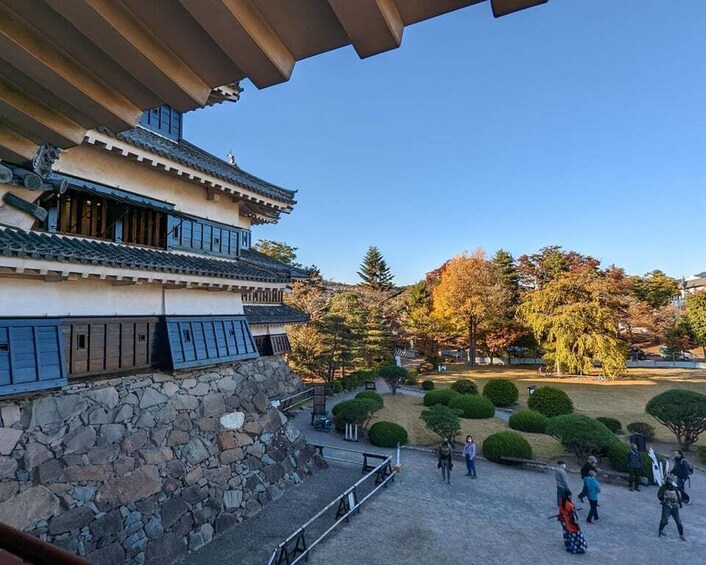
[220,411,245,430]
[0,486,60,530]
[95,465,161,511]
[0,427,22,455]
[30,395,87,427]
[145,532,187,565]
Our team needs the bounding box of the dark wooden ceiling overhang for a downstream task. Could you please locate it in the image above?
[0,0,548,164]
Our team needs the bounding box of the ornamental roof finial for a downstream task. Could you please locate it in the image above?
[227,149,236,167]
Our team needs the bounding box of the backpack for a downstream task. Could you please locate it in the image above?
[440,444,451,458]
[684,458,694,476]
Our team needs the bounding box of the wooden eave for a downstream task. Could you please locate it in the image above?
[0,0,549,164]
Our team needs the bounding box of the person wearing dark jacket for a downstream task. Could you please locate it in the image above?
[578,455,598,502]
[626,443,642,491]
[672,450,692,504]
[437,438,454,484]
[658,475,685,540]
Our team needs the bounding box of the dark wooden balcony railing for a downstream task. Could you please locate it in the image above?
[0,521,91,565]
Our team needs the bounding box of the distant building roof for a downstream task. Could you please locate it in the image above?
[685,277,706,290]
[243,304,309,326]
[100,126,296,205]
[0,227,296,284]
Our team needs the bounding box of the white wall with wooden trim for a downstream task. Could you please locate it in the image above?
[0,277,246,317]
[56,144,243,228]
[250,324,286,336]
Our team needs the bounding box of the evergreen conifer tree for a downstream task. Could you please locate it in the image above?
[357,246,394,291]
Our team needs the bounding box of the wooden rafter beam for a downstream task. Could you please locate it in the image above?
[46,0,212,111]
[0,75,84,148]
[0,3,142,133]
[328,0,403,59]
[0,126,37,162]
[179,0,295,89]
[490,0,548,18]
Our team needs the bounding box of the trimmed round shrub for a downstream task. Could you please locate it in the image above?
[421,380,435,391]
[627,422,656,441]
[355,391,384,409]
[448,395,495,419]
[596,417,622,434]
[646,389,706,450]
[606,441,652,476]
[368,421,408,447]
[527,386,574,418]
[482,431,533,463]
[509,409,548,434]
[332,399,381,433]
[423,389,460,407]
[450,379,478,395]
[545,415,615,459]
[483,379,519,407]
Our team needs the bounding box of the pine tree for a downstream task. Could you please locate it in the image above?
[357,246,394,291]
[492,249,520,307]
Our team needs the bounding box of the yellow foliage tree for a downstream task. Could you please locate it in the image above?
[432,250,504,367]
[518,268,627,377]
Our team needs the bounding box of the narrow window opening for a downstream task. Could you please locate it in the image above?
[183,329,192,342]
[76,334,87,350]
[138,333,147,343]
[0,343,8,352]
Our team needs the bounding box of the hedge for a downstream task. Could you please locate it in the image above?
[450,379,478,395]
[626,422,656,441]
[355,391,384,409]
[509,410,548,434]
[423,389,460,407]
[596,417,622,434]
[421,380,435,391]
[332,399,381,432]
[527,387,574,418]
[368,421,408,448]
[606,441,652,477]
[482,431,533,464]
[482,379,519,407]
[545,414,615,459]
[448,395,495,419]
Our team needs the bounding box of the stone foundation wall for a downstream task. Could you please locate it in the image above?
[0,357,324,564]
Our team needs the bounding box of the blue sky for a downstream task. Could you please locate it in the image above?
[187,0,706,285]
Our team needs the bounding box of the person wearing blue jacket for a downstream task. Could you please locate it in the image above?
[584,470,601,523]
[463,435,477,478]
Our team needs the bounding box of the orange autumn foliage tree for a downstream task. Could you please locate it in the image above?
[433,250,506,367]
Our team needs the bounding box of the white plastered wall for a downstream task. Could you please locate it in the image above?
[250,325,286,336]
[56,145,243,228]
[0,277,244,317]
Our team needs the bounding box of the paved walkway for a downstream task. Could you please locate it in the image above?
[307,451,706,565]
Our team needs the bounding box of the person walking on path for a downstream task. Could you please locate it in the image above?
[583,470,601,524]
[555,461,570,505]
[463,435,477,478]
[658,475,685,540]
[578,455,598,502]
[626,443,642,492]
[556,492,587,554]
[671,450,693,505]
[437,438,454,484]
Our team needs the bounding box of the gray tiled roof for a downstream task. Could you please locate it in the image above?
[239,249,310,280]
[106,126,296,205]
[243,304,309,326]
[0,228,294,283]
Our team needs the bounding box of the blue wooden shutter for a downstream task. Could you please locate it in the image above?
[165,316,258,370]
[0,320,67,396]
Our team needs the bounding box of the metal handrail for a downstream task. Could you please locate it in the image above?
[271,387,313,411]
[267,452,395,565]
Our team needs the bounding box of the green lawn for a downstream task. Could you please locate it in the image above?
[414,364,706,445]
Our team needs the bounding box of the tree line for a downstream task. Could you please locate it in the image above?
[256,240,706,379]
